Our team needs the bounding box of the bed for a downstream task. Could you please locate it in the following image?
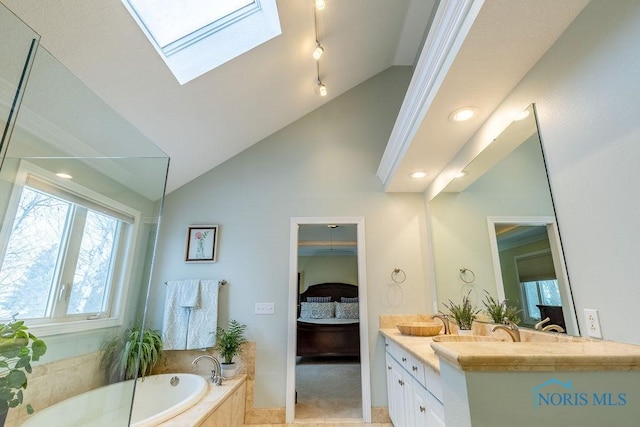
[296,282,360,358]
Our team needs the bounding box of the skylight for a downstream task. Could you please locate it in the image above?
[122,0,281,84]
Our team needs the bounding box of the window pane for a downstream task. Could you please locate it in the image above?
[522,281,541,320]
[0,188,70,319]
[67,210,118,315]
[539,279,561,306]
[128,0,254,46]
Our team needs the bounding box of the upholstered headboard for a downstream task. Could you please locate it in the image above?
[299,282,358,303]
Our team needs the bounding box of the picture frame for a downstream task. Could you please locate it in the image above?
[185,225,219,262]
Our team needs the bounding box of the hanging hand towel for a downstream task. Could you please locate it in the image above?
[162,279,199,350]
[186,279,219,350]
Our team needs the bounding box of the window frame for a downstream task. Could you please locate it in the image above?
[0,161,141,337]
[121,0,281,84]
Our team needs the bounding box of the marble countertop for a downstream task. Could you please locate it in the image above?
[380,328,441,373]
[380,321,640,373]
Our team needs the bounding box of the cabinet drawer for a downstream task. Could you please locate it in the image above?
[410,355,426,387]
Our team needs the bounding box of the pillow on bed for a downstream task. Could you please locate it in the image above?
[335,302,359,319]
[306,296,331,302]
[340,297,358,303]
[300,302,335,319]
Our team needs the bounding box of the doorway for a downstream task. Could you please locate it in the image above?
[285,217,371,423]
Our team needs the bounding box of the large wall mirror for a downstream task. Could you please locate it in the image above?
[429,104,579,335]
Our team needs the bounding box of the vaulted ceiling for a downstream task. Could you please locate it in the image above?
[2,0,589,195]
[2,0,436,193]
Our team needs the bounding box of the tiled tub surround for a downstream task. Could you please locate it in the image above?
[6,351,107,427]
[380,315,640,426]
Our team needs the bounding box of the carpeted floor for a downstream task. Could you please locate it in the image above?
[295,357,362,420]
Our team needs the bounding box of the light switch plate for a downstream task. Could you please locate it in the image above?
[255,302,275,315]
[583,308,602,339]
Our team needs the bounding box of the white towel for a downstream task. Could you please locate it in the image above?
[162,280,191,350]
[186,280,218,350]
[177,279,200,307]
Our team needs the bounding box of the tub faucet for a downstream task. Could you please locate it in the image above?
[431,313,450,335]
[492,319,521,342]
[192,355,223,386]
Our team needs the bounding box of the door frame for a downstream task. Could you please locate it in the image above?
[285,216,371,423]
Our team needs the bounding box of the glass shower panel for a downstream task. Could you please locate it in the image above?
[0,10,169,426]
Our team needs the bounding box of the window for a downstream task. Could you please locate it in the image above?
[520,279,561,322]
[122,0,281,84]
[0,165,138,334]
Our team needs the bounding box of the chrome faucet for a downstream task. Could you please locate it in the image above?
[491,319,521,342]
[192,355,223,385]
[431,313,451,335]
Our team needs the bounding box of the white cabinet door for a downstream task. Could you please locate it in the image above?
[386,352,406,427]
[413,378,446,427]
[425,387,445,427]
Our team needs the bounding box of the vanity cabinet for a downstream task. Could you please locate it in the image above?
[385,338,444,427]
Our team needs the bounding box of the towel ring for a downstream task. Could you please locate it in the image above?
[459,268,475,284]
[391,268,406,284]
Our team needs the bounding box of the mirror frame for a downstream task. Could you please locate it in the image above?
[285,216,371,423]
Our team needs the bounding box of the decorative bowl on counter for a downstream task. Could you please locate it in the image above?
[396,322,443,337]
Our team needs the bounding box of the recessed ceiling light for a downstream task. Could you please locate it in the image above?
[454,171,468,179]
[56,173,72,179]
[409,171,427,179]
[449,107,478,122]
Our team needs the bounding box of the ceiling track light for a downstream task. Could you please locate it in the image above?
[313,42,324,60]
[313,2,327,97]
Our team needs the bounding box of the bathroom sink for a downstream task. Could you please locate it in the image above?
[432,335,504,343]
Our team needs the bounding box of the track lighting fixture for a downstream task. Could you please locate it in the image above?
[313,42,324,60]
[313,1,327,96]
[317,80,327,97]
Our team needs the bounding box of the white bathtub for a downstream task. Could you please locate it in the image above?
[20,373,208,427]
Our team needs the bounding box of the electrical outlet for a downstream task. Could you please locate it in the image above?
[255,302,275,315]
[584,308,602,339]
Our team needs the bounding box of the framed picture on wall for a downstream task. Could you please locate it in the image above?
[185,225,219,262]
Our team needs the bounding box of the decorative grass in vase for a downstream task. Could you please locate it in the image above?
[442,290,481,332]
[481,290,521,325]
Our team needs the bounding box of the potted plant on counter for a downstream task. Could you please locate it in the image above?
[100,326,163,383]
[214,319,247,379]
[0,319,47,425]
[481,290,521,325]
[443,291,480,334]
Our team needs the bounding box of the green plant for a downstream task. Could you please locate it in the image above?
[0,319,47,417]
[482,290,521,325]
[100,326,162,382]
[215,319,247,365]
[442,291,481,330]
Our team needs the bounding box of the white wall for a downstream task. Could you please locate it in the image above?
[298,255,358,291]
[150,67,432,407]
[430,0,640,344]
